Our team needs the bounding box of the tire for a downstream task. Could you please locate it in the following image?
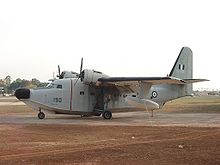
[38,112,45,119]
[102,110,112,120]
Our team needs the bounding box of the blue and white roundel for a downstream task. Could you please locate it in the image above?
[152,91,158,98]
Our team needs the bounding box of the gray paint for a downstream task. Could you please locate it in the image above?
[16,47,207,118]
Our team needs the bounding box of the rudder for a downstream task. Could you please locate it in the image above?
[169,47,193,95]
[169,47,193,79]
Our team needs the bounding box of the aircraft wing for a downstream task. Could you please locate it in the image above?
[97,77,208,93]
[97,77,183,93]
[98,77,186,85]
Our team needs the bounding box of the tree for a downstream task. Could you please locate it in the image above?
[1,76,48,93]
[0,79,4,87]
[4,75,11,93]
[38,82,49,88]
[4,75,11,87]
[9,78,22,92]
[21,79,31,88]
[31,78,41,87]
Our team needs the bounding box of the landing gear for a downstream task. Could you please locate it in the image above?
[80,114,90,118]
[38,112,45,119]
[102,110,112,120]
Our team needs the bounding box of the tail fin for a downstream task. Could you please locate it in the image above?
[169,47,193,95]
[169,47,193,79]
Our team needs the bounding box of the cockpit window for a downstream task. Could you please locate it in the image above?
[46,83,55,88]
[46,83,62,89]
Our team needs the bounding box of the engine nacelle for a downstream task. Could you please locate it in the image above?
[81,69,108,85]
[61,71,78,79]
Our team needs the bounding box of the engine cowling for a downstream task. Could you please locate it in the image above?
[81,69,108,85]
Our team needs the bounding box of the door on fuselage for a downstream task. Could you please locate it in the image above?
[71,80,97,113]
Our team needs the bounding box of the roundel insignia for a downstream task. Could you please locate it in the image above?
[152,91,158,98]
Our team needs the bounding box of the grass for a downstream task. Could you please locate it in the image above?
[163,96,220,113]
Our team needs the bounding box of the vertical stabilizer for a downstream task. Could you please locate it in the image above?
[169,47,193,79]
[169,47,193,95]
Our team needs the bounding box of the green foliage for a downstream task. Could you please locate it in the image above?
[0,75,11,94]
[0,79,4,87]
[31,78,41,87]
[0,76,48,94]
[4,75,11,87]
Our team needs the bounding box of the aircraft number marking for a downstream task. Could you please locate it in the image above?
[152,91,158,98]
[53,97,62,103]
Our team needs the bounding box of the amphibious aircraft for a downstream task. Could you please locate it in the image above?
[15,47,208,119]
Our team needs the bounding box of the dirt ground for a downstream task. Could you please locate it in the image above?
[0,96,220,164]
[1,124,220,165]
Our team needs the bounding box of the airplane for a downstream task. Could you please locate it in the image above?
[15,47,208,120]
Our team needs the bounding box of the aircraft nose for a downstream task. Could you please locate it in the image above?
[15,88,30,100]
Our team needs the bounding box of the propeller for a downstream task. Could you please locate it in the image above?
[58,65,61,76]
[74,58,84,86]
[57,65,61,79]
[57,65,65,79]
[80,58,83,75]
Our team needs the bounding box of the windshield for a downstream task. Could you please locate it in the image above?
[46,83,55,88]
[46,83,62,89]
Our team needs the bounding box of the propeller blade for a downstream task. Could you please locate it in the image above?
[80,58,83,73]
[74,57,84,86]
[58,65,61,76]
[74,77,79,86]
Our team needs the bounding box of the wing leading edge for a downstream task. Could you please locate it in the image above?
[97,77,208,92]
[98,77,209,86]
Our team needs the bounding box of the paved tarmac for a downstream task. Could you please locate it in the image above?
[0,96,219,127]
[1,111,220,127]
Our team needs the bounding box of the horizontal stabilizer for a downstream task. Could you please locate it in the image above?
[183,79,209,84]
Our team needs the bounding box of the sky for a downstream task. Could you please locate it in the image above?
[0,0,219,90]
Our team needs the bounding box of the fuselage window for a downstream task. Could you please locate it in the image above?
[80,91,84,95]
[57,85,62,89]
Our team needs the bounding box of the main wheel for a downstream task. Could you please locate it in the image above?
[102,110,112,120]
[38,112,45,119]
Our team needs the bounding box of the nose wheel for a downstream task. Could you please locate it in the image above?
[102,110,112,120]
[38,112,45,119]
